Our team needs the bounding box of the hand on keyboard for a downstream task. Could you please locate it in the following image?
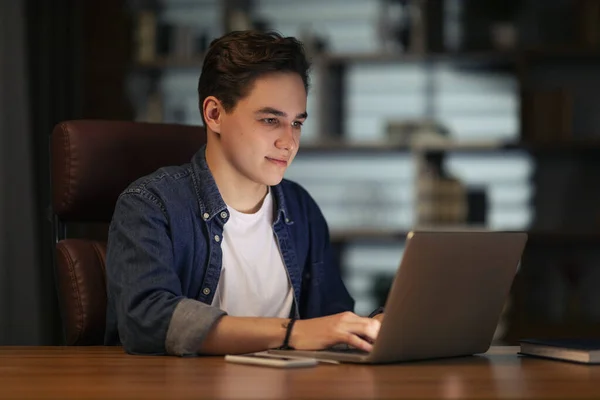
[288,311,381,353]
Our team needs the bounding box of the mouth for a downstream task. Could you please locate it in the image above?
[266,157,288,167]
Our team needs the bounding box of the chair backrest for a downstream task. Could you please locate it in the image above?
[51,119,206,345]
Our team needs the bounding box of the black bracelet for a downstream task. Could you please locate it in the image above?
[280,318,297,350]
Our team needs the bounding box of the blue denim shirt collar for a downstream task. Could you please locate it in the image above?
[190,144,291,223]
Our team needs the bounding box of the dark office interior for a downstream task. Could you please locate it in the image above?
[3,0,600,351]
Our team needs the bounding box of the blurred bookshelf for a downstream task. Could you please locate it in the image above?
[130,48,600,73]
[124,0,600,343]
[330,228,410,243]
[303,138,600,153]
[330,228,600,244]
[134,56,207,70]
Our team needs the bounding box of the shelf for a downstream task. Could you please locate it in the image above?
[133,57,205,70]
[317,48,600,65]
[411,139,521,152]
[416,139,600,153]
[298,139,600,155]
[299,139,519,154]
[519,140,600,153]
[132,48,600,72]
[299,140,410,154]
[330,226,491,243]
[330,228,409,243]
[133,52,515,70]
[329,228,600,244]
[523,48,600,62]
[316,51,517,67]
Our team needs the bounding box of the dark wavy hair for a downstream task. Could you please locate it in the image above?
[198,30,311,124]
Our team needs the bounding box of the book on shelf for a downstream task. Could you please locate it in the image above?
[133,10,208,65]
[522,89,573,143]
[576,0,600,48]
[518,338,600,364]
[135,10,157,63]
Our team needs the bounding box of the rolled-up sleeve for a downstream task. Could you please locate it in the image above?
[106,189,226,356]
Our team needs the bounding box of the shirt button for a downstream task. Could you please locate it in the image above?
[214,235,220,243]
[203,212,210,220]
[202,288,210,295]
[220,211,228,219]
[285,218,290,223]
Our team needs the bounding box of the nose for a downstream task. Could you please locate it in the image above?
[275,125,297,151]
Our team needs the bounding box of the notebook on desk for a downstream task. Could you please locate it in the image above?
[270,230,528,364]
[519,338,600,364]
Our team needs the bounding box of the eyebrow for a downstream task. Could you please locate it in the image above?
[255,107,308,120]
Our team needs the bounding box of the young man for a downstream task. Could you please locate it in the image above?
[104,30,383,356]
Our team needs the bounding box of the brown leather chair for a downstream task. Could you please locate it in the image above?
[51,120,206,345]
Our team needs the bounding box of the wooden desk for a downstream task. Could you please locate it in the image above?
[1,346,598,399]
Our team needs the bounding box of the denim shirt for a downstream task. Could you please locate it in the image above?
[104,145,355,355]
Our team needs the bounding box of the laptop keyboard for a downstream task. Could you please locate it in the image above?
[322,345,369,355]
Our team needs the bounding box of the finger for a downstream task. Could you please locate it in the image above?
[342,332,373,353]
[358,334,375,344]
[343,319,381,343]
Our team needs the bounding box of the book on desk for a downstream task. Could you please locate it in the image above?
[519,339,600,364]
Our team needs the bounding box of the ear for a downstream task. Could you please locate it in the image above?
[203,96,222,134]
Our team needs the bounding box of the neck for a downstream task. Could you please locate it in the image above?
[205,137,268,214]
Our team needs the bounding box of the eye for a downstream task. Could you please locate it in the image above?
[262,118,278,125]
[292,121,304,128]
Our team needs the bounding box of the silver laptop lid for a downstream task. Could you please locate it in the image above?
[369,230,527,363]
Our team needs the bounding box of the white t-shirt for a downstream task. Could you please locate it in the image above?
[211,189,294,317]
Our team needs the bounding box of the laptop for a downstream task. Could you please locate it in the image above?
[270,230,528,364]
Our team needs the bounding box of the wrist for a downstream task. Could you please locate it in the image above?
[280,318,297,349]
[288,319,300,349]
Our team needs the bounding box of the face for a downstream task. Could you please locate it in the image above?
[204,72,307,186]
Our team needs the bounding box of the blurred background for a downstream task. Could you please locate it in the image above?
[2,0,600,346]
